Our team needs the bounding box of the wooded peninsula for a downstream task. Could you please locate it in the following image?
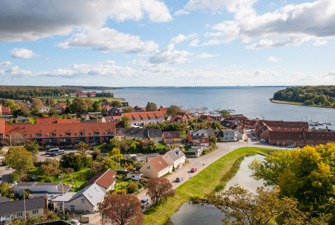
[272,86,335,108]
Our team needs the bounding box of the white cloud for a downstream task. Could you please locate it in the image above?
[268,56,282,62]
[196,53,220,59]
[188,39,200,46]
[105,60,117,64]
[149,44,192,64]
[174,9,190,16]
[10,48,41,58]
[184,0,258,20]
[44,58,50,60]
[57,28,158,53]
[207,0,335,48]
[5,66,33,76]
[0,0,172,42]
[170,33,197,44]
[0,61,12,68]
[207,63,218,68]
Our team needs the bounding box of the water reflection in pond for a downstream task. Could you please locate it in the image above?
[168,155,266,225]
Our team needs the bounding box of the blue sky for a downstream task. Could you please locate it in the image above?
[0,0,334,86]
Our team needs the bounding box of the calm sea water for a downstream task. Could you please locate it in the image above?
[111,87,335,129]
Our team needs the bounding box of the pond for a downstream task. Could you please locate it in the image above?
[167,155,267,225]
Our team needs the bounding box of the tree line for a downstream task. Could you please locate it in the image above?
[273,86,335,107]
[0,86,80,100]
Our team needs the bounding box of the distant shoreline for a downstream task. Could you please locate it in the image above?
[270,98,334,109]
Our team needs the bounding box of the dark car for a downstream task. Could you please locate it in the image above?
[176,177,183,182]
[49,152,58,157]
[141,198,149,208]
[190,168,197,173]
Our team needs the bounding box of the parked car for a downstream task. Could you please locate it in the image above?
[141,198,149,208]
[287,144,294,148]
[46,148,60,155]
[0,175,3,180]
[190,168,197,173]
[68,152,75,155]
[70,219,80,225]
[176,177,183,182]
[252,136,257,140]
[260,139,267,143]
[49,152,58,157]
[56,150,64,155]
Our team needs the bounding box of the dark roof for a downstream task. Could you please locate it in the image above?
[0,197,46,216]
[0,196,9,203]
[35,221,71,225]
[163,131,179,139]
[117,128,162,139]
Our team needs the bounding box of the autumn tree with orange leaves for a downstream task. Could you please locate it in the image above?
[147,177,175,205]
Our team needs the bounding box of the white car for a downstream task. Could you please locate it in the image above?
[70,219,80,225]
[0,175,3,180]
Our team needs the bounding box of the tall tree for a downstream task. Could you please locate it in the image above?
[65,98,71,105]
[93,101,102,112]
[5,146,34,176]
[100,193,144,225]
[122,106,134,113]
[85,98,95,109]
[31,98,43,111]
[147,177,175,205]
[146,102,158,111]
[207,185,308,225]
[121,116,131,128]
[70,98,88,113]
[112,101,122,107]
[76,141,90,158]
[219,110,231,118]
[249,143,335,213]
[25,141,40,161]
[167,105,181,116]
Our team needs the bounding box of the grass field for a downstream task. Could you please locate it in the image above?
[144,147,283,225]
[41,96,125,102]
[270,99,334,108]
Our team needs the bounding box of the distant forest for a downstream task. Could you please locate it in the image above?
[0,86,80,100]
[273,86,335,107]
[61,85,122,90]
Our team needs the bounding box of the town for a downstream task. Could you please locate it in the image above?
[0,96,333,225]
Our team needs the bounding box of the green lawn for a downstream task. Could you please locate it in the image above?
[28,168,95,191]
[41,96,125,102]
[157,143,166,148]
[144,147,283,225]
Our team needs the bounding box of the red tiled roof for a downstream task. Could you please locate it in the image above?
[84,169,116,189]
[2,107,11,113]
[54,103,67,109]
[149,155,170,172]
[77,93,87,97]
[36,117,58,124]
[123,111,164,121]
[4,122,116,138]
[159,108,168,115]
[57,119,80,123]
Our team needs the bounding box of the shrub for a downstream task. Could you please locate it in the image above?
[10,171,22,182]
[139,178,148,187]
[127,183,139,194]
[20,174,31,182]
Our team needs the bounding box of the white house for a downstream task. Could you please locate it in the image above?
[83,169,116,192]
[0,197,46,224]
[140,155,172,178]
[163,149,186,170]
[13,182,70,195]
[40,105,49,113]
[52,183,105,213]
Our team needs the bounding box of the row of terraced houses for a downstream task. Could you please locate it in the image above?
[239,118,335,147]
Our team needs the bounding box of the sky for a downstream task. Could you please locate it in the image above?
[0,0,335,87]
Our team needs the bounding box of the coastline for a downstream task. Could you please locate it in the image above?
[270,98,334,109]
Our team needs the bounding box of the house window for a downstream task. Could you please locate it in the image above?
[46,133,49,137]
[202,139,205,142]
[147,166,150,169]
[89,132,92,135]
[103,132,106,135]
[80,132,85,136]
[94,132,99,136]
[60,133,63,136]
[70,205,75,212]
[17,212,23,217]
[32,210,38,215]
[59,205,63,211]
[75,133,78,136]
[51,133,56,137]
[30,134,34,137]
[108,132,114,135]
[66,133,71,136]
[81,199,85,203]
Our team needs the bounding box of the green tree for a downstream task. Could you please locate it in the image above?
[147,177,175,205]
[103,158,118,171]
[219,110,231,118]
[85,98,95,109]
[122,106,134,113]
[207,185,308,225]
[249,143,335,213]
[93,101,102,112]
[76,141,90,158]
[121,116,131,128]
[46,98,55,106]
[70,98,88,113]
[111,101,122,107]
[31,98,43,111]
[25,141,40,161]
[167,105,181,116]
[0,182,11,197]
[65,98,71,105]
[5,146,34,177]
[304,100,314,106]
[146,102,158,111]
[209,136,217,147]
[5,100,15,109]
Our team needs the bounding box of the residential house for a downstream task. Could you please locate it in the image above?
[1,107,12,115]
[135,153,160,162]
[69,93,77,97]
[140,155,172,178]
[237,117,258,129]
[77,93,88,98]
[0,119,116,149]
[134,106,146,112]
[88,92,96,97]
[84,169,116,192]
[170,113,190,123]
[127,172,144,181]
[103,116,122,122]
[54,103,67,114]
[187,128,215,146]
[52,183,105,213]
[13,182,71,195]
[216,129,239,142]
[104,107,122,116]
[40,104,49,113]
[199,115,215,122]
[159,107,168,115]
[121,102,129,107]
[122,111,164,126]
[36,117,80,124]
[0,197,47,224]
[162,131,181,146]
[116,128,162,143]
[163,149,186,170]
[0,105,2,116]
